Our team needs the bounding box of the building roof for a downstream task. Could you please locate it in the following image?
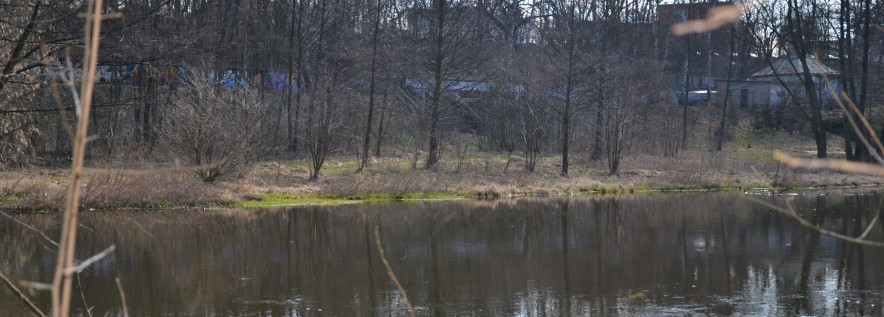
[750,55,839,77]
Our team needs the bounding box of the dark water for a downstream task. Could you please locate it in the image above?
[2,191,884,316]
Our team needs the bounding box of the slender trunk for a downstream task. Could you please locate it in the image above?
[786,0,826,158]
[286,0,297,151]
[561,7,576,177]
[855,0,872,160]
[561,91,571,177]
[425,0,447,169]
[838,0,856,159]
[681,0,693,149]
[591,87,603,160]
[716,25,737,151]
[360,0,382,171]
[375,87,388,156]
[292,0,307,152]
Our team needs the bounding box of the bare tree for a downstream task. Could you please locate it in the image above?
[744,0,832,158]
[406,0,486,169]
[160,73,266,182]
[304,72,352,180]
[535,0,596,177]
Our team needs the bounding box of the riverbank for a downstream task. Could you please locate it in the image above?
[1,142,881,211]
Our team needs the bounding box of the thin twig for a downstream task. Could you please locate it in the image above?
[842,92,884,155]
[374,225,416,317]
[76,273,93,317]
[0,210,58,246]
[63,245,115,275]
[743,196,884,247]
[114,277,128,317]
[818,66,884,163]
[859,200,882,240]
[19,281,53,291]
[0,269,48,317]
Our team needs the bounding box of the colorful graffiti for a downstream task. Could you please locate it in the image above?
[46,63,298,92]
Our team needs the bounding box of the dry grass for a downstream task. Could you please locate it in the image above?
[0,169,234,211]
[2,115,880,210]
[79,172,234,208]
[1,151,878,211]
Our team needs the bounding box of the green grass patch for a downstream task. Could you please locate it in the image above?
[238,193,353,207]
[0,195,21,203]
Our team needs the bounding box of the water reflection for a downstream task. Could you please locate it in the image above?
[1,191,884,316]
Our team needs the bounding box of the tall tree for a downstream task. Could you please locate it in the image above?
[536,0,595,177]
[408,0,484,169]
[359,0,385,171]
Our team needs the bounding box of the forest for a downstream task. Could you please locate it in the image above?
[1,0,883,183]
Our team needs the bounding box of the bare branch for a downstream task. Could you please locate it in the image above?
[743,196,884,247]
[114,277,128,317]
[0,210,58,247]
[0,269,48,317]
[774,151,884,177]
[63,245,116,275]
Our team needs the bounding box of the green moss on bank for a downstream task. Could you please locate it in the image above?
[0,195,21,203]
[236,183,822,209]
[237,192,468,208]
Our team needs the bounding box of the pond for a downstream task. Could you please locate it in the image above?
[2,191,884,316]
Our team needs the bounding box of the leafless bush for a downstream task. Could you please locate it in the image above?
[80,172,232,208]
[301,77,353,181]
[159,73,267,182]
[451,133,475,172]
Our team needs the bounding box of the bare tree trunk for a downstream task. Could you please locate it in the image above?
[286,0,296,152]
[425,0,448,170]
[787,0,827,158]
[855,0,872,160]
[375,87,387,156]
[292,0,308,153]
[716,25,737,151]
[681,0,693,150]
[590,90,603,160]
[560,4,578,177]
[359,0,383,172]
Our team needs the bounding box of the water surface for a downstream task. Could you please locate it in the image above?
[2,191,884,316]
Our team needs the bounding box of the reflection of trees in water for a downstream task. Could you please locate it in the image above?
[1,192,883,316]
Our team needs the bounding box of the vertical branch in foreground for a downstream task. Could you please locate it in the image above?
[374,226,416,317]
[51,1,104,316]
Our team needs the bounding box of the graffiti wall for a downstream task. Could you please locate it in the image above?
[44,64,298,92]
